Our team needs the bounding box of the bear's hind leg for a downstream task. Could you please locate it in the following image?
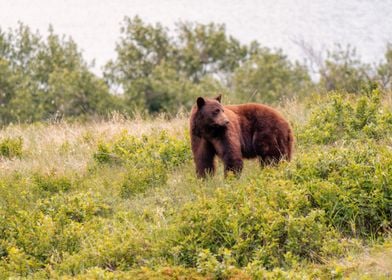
[253,132,284,167]
[259,154,280,166]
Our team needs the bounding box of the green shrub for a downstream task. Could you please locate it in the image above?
[33,171,73,194]
[54,217,151,275]
[232,48,312,103]
[93,130,191,168]
[93,130,191,197]
[288,142,392,236]
[298,89,392,144]
[318,44,371,93]
[38,191,113,223]
[0,246,42,278]
[0,188,115,277]
[170,178,342,270]
[0,137,23,158]
[93,142,113,164]
[120,162,167,198]
[157,130,192,168]
[53,266,207,279]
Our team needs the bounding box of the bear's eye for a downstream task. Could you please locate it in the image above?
[214,109,220,114]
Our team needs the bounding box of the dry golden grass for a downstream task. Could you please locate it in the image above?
[0,115,188,176]
[336,239,392,279]
[384,90,392,110]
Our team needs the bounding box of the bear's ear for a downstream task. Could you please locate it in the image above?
[197,97,205,108]
[215,94,222,103]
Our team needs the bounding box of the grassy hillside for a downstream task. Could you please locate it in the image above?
[0,90,391,279]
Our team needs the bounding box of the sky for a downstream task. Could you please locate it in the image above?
[1,0,392,75]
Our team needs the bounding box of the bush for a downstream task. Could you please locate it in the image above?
[0,137,23,158]
[288,142,392,236]
[232,48,312,103]
[318,44,371,93]
[0,187,114,276]
[104,17,248,114]
[169,178,342,270]
[38,191,113,223]
[94,130,191,168]
[93,130,191,197]
[120,162,167,198]
[298,89,392,144]
[33,171,72,194]
[55,223,150,275]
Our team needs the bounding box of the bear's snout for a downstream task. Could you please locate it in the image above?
[215,115,229,126]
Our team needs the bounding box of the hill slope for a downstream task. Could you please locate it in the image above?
[0,91,391,279]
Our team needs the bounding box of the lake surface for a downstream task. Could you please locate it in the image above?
[1,0,392,75]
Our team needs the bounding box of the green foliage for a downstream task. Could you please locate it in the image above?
[4,20,392,124]
[289,143,392,236]
[0,23,122,125]
[120,162,167,198]
[292,90,392,237]
[93,130,191,197]
[94,142,112,164]
[55,266,207,279]
[33,171,73,194]
[170,178,342,270]
[196,248,239,279]
[318,44,371,92]
[54,216,151,275]
[104,16,248,114]
[299,89,392,144]
[376,43,392,90]
[38,191,112,223]
[175,21,248,81]
[232,48,312,103]
[0,172,114,277]
[0,136,23,158]
[94,130,191,168]
[1,20,392,126]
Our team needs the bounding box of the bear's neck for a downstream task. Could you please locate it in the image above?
[203,125,227,139]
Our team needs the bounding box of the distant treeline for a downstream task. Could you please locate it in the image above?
[1,17,391,125]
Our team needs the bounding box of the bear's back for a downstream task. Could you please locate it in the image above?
[224,103,288,128]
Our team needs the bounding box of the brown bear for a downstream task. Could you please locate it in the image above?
[189,95,294,177]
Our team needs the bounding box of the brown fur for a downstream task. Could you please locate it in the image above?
[190,95,294,177]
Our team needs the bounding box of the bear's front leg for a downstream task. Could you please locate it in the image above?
[223,156,243,176]
[211,136,243,177]
[192,137,216,178]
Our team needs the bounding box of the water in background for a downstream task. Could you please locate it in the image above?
[2,0,392,74]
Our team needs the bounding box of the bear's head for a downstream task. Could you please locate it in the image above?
[192,95,229,137]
